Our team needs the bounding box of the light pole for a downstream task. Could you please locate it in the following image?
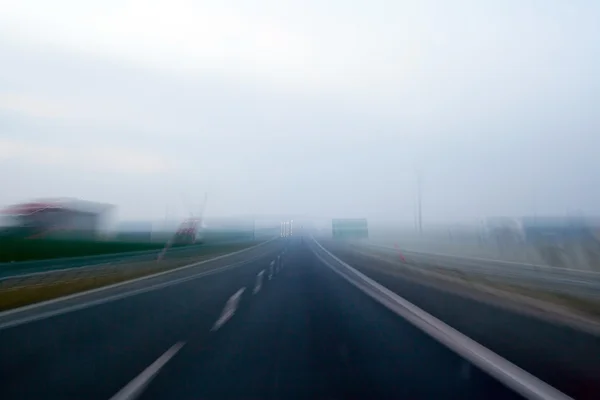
[416,169,423,235]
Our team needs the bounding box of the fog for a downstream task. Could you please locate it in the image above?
[1,1,600,225]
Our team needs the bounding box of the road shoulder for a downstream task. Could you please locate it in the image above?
[330,241,600,336]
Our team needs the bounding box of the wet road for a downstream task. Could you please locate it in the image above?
[0,237,566,399]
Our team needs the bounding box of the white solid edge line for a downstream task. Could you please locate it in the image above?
[109,341,185,400]
[0,241,276,330]
[0,239,275,319]
[0,258,253,330]
[311,238,572,400]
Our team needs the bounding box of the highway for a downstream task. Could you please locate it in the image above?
[321,240,600,399]
[0,236,577,399]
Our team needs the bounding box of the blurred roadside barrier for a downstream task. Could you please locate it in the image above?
[363,242,600,299]
[0,240,264,311]
[0,239,261,289]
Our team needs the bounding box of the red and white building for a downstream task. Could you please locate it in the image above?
[0,198,114,238]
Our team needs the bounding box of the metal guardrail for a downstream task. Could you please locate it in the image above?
[0,248,163,278]
[0,238,261,283]
[363,243,600,298]
[0,239,266,291]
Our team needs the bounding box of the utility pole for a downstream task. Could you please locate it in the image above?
[416,169,423,234]
[414,199,418,232]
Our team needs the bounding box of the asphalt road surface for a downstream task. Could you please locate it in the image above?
[321,239,600,399]
[0,236,560,399]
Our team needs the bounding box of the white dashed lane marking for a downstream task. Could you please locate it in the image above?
[253,270,265,294]
[109,342,185,400]
[211,287,246,331]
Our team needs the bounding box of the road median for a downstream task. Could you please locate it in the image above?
[0,242,257,311]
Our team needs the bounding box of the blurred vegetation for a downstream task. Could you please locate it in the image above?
[0,228,268,263]
[0,242,256,311]
[0,236,165,263]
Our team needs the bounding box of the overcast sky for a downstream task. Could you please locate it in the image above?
[1,0,599,224]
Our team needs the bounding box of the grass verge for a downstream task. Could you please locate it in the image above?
[347,245,600,328]
[481,279,600,319]
[0,243,257,312]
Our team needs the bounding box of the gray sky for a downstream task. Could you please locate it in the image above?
[1,0,599,224]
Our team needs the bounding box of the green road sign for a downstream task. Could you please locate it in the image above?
[332,218,368,239]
